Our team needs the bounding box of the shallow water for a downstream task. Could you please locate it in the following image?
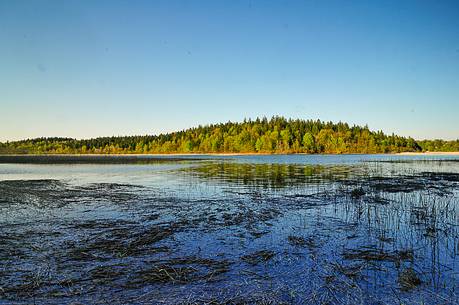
[0,155,458,304]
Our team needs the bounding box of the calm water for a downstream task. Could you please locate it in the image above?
[1,155,458,304]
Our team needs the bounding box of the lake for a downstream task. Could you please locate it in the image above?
[1,154,458,304]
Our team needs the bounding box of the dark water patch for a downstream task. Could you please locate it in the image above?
[398,267,422,291]
[287,235,317,248]
[241,250,275,265]
[342,247,414,262]
[0,179,144,210]
[421,171,459,182]
[131,257,231,285]
[344,172,459,196]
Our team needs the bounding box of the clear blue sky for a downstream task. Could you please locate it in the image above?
[1,0,458,141]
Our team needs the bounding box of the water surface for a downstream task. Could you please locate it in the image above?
[1,154,458,304]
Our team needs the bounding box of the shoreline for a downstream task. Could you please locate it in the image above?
[1,152,458,165]
[396,151,459,156]
[1,151,459,157]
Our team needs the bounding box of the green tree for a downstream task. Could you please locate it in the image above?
[302,132,315,153]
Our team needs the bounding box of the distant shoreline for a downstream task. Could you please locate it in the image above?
[1,152,459,157]
[1,152,459,164]
[396,152,459,156]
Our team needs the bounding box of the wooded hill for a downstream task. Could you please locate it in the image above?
[1,117,458,154]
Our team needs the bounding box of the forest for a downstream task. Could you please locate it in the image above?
[1,117,458,154]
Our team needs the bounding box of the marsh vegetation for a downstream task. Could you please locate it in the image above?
[0,155,458,304]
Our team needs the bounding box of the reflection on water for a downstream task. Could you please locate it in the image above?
[181,162,357,189]
[0,155,458,304]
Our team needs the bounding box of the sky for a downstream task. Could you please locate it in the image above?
[1,0,458,141]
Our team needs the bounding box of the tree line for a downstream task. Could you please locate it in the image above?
[1,117,458,154]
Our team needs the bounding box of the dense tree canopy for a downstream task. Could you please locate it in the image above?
[1,117,458,154]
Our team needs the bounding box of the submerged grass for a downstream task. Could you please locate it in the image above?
[241,250,276,265]
[342,248,414,262]
[0,161,458,304]
[398,267,422,291]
